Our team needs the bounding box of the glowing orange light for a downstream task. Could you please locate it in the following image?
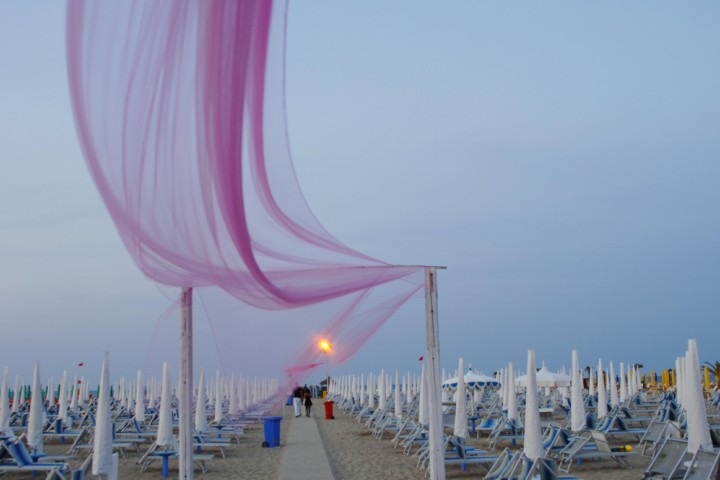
[319,339,331,352]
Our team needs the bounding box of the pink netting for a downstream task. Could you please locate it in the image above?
[66,0,423,384]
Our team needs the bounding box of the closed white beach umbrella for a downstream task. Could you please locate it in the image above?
[378,370,386,411]
[419,365,428,425]
[394,370,402,420]
[506,363,517,422]
[47,377,55,408]
[453,358,468,438]
[27,361,44,453]
[367,374,375,409]
[237,377,246,412]
[228,375,237,416]
[57,372,68,424]
[570,350,586,433]
[523,350,543,461]
[609,362,619,408]
[134,370,145,423]
[619,362,628,403]
[156,362,174,448]
[359,374,366,406]
[588,366,595,397]
[12,376,20,414]
[596,360,608,419]
[70,375,79,412]
[0,368,13,438]
[195,369,208,433]
[93,352,113,476]
[214,371,223,423]
[685,339,712,454]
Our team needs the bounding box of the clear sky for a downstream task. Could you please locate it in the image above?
[1,1,718,384]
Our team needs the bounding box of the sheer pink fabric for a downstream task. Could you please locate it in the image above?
[66,0,423,383]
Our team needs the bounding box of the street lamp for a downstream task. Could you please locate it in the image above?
[319,339,332,397]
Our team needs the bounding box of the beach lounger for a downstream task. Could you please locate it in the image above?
[0,440,71,479]
[483,448,521,480]
[643,437,690,479]
[528,457,584,480]
[682,448,720,480]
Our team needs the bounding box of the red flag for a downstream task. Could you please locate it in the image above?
[418,356,424,361]
[78,362,84,367]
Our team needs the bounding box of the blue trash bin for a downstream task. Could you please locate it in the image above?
[261,416,282,448]
[287,394,293,406]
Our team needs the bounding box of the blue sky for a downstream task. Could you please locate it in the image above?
[1,1,718,383]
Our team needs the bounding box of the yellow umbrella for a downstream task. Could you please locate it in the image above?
[704,366,711,391]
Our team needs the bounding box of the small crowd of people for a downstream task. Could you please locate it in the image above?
[292,384,313,417]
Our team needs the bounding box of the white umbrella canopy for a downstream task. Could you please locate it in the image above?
[453,358,468,438]
[570,350,586,433]
[27,361,44,453]
[57,372,68,424]
[70,375,79,412]
[442,370,500,391]
[367,374,375,409]
[134,370,145,423]
[685,339,712,454]
[596,360,608,419]
[359,374,366,406]
[588,366,595,397]
[515,366,570,388]
[93,352,113,476]
[156,362,175,449]
[523,351,543,461]
[506,363,518,421]
[195,369,208,433]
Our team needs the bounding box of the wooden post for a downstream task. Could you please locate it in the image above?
[424,267,445,480]
[179,288,194,480]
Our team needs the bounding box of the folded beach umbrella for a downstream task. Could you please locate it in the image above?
[57,372,68,424]
[588,366,595,397]
[419,365,428,425]
[228,375,237,416]
[238,377,246,412]
[523,351,543,461]
[134,370,145,423]
[359,374,366,405]
[93,352,113,476]
[506,363,517,422]
[609,362,619,408]
[213,371,223,423]
[619,362,628,403]
[394,370,402,420]
[70,375,79,412]
[685,339,712,454]
[596,360,608,419]
[453,358,468,438]
[367,374,375,409]
[27,361,44,453]
[195,369,208,433]
[11,376,20,414]
[378,370,387,411]
[0,368,12,439]
[157,362,175,449]
[570,350,586,433]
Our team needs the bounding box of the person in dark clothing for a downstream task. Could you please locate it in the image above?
[302,385,312,417]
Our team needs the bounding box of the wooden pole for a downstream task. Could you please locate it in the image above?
[179,287,194,480]
[424,267,445,480]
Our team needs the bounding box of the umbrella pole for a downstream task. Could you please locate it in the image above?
[424,267,445,480]
[179,287,194,480]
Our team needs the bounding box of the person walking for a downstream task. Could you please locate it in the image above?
[292,384,303,418]
[303,386,313,417]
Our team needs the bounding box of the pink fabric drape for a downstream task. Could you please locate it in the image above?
[66,0,423,383]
